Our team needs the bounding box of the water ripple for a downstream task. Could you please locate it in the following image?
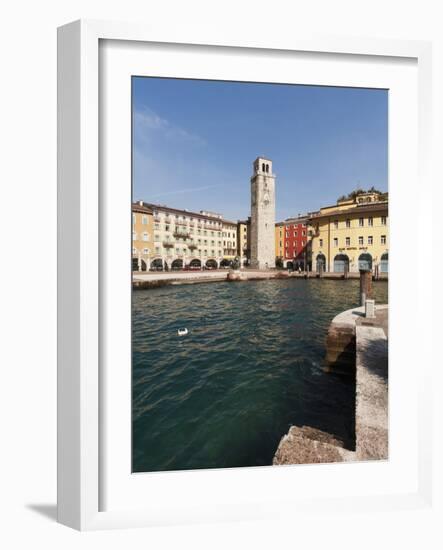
[132,278,388,472]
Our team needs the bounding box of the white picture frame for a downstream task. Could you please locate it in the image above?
[57,19,433,531]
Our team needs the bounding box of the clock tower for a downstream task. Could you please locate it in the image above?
[250,157,276,269]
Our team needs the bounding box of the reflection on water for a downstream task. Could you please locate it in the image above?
[132,278,388,472]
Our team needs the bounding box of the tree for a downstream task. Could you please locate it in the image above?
[337,186,383,202]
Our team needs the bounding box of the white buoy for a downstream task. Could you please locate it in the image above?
[177,328,188,336]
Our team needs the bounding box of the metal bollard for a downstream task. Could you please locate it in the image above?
[365,299,375,318]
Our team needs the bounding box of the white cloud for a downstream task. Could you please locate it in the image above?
[151,184,222,198]
[134,108,206,147]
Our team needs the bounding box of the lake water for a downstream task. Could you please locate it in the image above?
[132,278,388,472]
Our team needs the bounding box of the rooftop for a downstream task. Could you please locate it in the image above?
[309,201,388,220]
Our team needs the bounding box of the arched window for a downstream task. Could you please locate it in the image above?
[262,163,265,172]
[316,253,326,272]
[266,164,269,173]
[380,252,388,273]
[358,253,373,271]
[333,254,350,273]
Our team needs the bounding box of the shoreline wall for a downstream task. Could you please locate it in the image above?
[133,270,388,289]
[273,304,389,465]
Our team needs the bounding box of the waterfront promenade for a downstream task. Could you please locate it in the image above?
[133,269,387,288]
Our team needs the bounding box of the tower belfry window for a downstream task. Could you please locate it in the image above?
[266,164,269,173]
[262,163,265,172]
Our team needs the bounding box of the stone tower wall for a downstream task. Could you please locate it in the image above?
[250,158,276,269]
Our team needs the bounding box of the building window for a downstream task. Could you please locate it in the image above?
[333,238,338,247]
[334,220,338,229]
[142,232,149,241]
[143,248,149,254]
[132,247,137,255]
[286,232,289,238]
[381,235,386,245]
[358,236,364,245]
[345,237,350,246]
[346,219,351,228]
[319,239,323,247]
[368,217,373,226]
[359,218,364,227]
[368,236,373,245]
[381,216,387,225]
[285,242,288,247]
[142,215,148,225]
[302,231,306,236]
[132,231,137,240]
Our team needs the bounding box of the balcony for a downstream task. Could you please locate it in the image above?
[188,242,198,250]
[175,220,188,227]
[173,230,191,239]
[153,216,161,222]
[163,241,174,248]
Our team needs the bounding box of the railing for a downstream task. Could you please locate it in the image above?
[163,241,174,248]
[153,216,161,222]
[188,242,198,250]
[173,230,191,239]
[175,220,188,227]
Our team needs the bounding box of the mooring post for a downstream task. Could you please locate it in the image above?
[359,269,373,306]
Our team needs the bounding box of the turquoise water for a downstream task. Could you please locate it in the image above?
[132,278,388,472]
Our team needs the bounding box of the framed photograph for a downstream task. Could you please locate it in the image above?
[57,20,433,530]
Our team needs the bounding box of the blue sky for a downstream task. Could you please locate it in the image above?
[133,77,387,221]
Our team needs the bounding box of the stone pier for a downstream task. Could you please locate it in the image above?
[273,304,388,465]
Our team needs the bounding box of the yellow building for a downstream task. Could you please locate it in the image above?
[310,192,388,273]
[275,222,284,264]
[132,202,154,271]
[221,220,238,264]
[237,218,250,266]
